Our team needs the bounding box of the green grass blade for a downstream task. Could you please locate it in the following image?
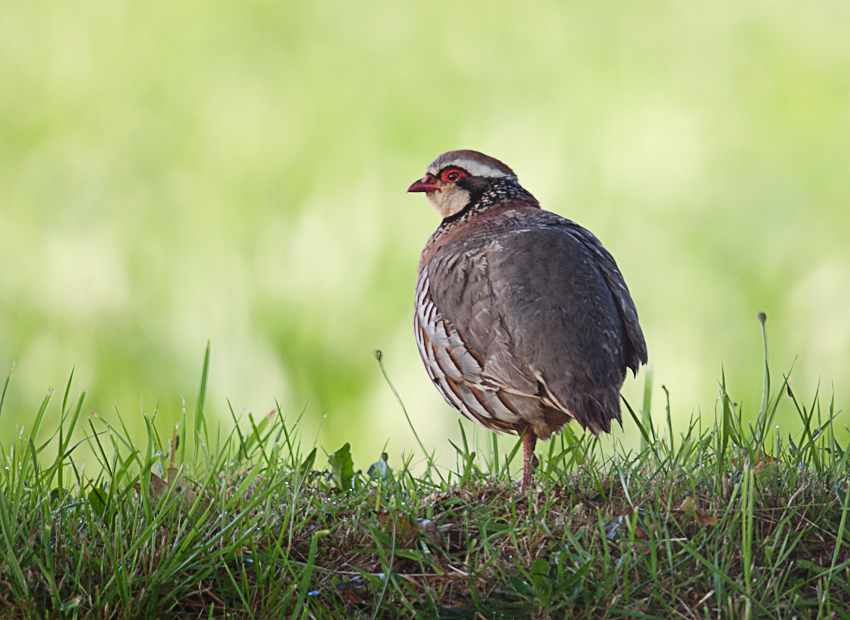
[193,342,211,462]
[0,363,14,422]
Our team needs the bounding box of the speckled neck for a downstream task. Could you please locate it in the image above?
[438,178,538,230]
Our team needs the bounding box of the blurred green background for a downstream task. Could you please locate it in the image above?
[1,1,848,468]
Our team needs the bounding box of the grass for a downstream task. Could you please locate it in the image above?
[1,323,849,619]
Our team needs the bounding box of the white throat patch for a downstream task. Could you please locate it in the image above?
[427,185,471,218]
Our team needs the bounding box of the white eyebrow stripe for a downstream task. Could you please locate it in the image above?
[427,158,515,179]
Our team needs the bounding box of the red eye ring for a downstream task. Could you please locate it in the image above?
[440,168,466,183]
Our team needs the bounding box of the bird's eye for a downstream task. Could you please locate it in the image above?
[441,169,465,183]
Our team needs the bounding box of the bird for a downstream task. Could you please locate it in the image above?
[408,150,647,487]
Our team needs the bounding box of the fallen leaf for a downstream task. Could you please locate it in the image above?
[674,497,717,527]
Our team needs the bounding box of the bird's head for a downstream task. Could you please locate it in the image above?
[408,150,518,219]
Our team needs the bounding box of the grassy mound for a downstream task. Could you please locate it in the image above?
[1,329,848,619]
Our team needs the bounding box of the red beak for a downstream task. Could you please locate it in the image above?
[407,174,441,193]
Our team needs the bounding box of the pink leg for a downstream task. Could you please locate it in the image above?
[522,431,537,487]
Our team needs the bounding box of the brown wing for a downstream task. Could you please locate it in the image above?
[556,221,648,374]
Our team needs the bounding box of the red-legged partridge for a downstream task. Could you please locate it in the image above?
[408,150,647,486]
